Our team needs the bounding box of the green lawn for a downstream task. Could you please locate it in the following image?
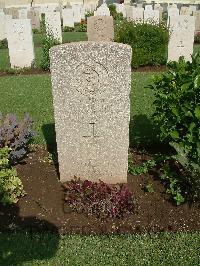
[0,73,156,148]
[0,232,199,265]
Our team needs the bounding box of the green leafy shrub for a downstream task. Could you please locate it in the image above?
[40,13,46,33]
[150,53,200,201]
[63,26,74,32]
[40,33,60,71]
[0,147,25,205]
[115,20,169,68]
[108,4,123,20]
[0,38,8,49]
[0,113,35,162]
[85,11,94,20]
[74,22,87,32]
[32,28,40,34]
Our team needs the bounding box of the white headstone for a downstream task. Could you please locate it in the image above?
[72,4,82,23]
[50,42,132,183]
[168,7,179,18]
[145,5,153,11]
[168,15,195,62]
[180,6,192,16]
[127,7,144,23]
[81,5,85,20]
[144,9,159,24]
[62,8,74,28]
[94,4,110,16]
[18,8,28,19]
[6,19,35,68]
[194,10,200,33]
[45,11,62,43]
[0,12,6,40]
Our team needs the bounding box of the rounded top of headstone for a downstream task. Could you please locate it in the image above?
[50,41,132,54]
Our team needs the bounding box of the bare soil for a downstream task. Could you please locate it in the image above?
[0,147,199,235]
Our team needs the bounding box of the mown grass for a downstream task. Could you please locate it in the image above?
[0,73,155,147]
[0,232,199,265]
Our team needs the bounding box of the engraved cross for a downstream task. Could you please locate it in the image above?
[83,122,100,138]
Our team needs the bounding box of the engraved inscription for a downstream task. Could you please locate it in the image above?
[73,61,109,97]
[83,122,100,138]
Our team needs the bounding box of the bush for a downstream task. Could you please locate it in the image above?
[63,26,74,32]
[32,28,40,34]
[108,4,123,20]
[0,113,35,162]
[74,22,87,32]
[150,53,200,201]
[0,38,8,49]
[40,13,46,33]
[40,34,60,71]
[115,20,169,68]
[85,11,94,20]
[64,178,134,219]
[0,147,25,205]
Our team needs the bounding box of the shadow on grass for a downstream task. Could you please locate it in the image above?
[42,123,59,176]
[0,204,60,265]
[129,114,161,151]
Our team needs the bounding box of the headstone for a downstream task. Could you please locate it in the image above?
[0,12,5,40]
[62,8,74,28]
[6,19,35,68]
[50,42,132,183]
[194,11,200,33]
[189,5,197,14]
[27,10,40,29]
[45,11,62,43]
[154,4,163,21]
[168,7,179,18]
[127,7,144,23]
[81,5,85,20]
[145,5,153,11]
[144,9,159,24]
[87,16,114,41]
[72,4,82,23]
[115,3,126,17]
[168,15,195,62]
[94,4,110,16]
[180,6,192,16]
[18,8,28,19]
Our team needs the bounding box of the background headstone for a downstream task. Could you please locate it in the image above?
[87,16,114,41]
[127,7,144,23]
[180,6,192,16]
[72,4,82,23]
[6,19,35,68]
[145,5,153,11]
[62,8,74,28]
[94,3,110,16]
[168,15,195,62]
[27,10,40,29]
[194,10,200,33]
[50,42,132,184]
[45,11,62,43]
[144,9,159,24]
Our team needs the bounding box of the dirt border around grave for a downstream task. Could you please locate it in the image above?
[0,146,199,235]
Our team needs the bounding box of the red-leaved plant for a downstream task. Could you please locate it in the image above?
[63,178,134,219]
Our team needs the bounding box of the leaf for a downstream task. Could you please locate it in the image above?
[170,130,179,139]
[194,106,200,119]
[194,75,200,89]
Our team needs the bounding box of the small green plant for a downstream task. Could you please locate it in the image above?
[115,20,169,68]
[40,33,59,71]
[32,28,40,34]
[74,22,87,32]
[161,167,185,205]
[145,183,154,193]
[0,147,25,205]
[40,13,46,33]
[62,26,74,32]
[0,38,8,49]
[85,11,94,20]
[108,4,123,20]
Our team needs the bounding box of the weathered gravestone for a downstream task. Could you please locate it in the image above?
[94,4,110,16]
[115,3,126,17]
[0,12,6,40]
[168,7,179,18]
[18,8,28,19]
[50,42,132,183]
[62,8,74,28]
[168,15,195,62]
[180,6,192,16]
[194,11,200,33]
[72,4,82,23]
[45,11,62,43]
[6,19,35,68]
[145,5,153,11]
[144,9,159,24]
[127,7,144,23]
[87,16,114,41]
[27,10,40,29]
